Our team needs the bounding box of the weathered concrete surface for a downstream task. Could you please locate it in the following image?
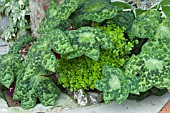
[0,93,78,113]
[60,93,170,113]
[0,92,170,113]
[0,39,9,55]
[0,46,9,55]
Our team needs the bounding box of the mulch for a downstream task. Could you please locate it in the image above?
[0,84,20,107]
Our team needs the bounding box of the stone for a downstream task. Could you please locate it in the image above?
[0,98,8,108]
[0,46,9,55]
[0,15,10,37]
[74,89,89,106]
[87,92,103,105]
[0,39,9,55]
[0,39,9,46]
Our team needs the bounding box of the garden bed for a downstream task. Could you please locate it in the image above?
[0,0,170,112]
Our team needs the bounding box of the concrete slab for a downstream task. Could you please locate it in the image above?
[60,93,170,113]
[0,93,78,113]
[0,46,9,55]
[0,39,9,46]
[1,93,169,113]
[0,39,9,55]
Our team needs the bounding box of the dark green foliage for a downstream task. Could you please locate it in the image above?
[38,0,82,33]
[73,0,118,22]
[95,65,130,104]
[55,0,83,20]
[66,27,114,61]
[125,18,170,92]
[9,35,36,53]
[1,0,170,109]
[111,1,132,10]
[22,29,73,81]
[113,11,135,33]
[125,50,170,92]
[131,9,161,39]
[14,67,60,109]
[58,23,134,91]
[0,53,21,88]
[128,87,167,101]
[0,35,34,89]
[154,18,170,40]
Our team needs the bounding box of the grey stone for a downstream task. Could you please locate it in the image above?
[0,39,9,46]
[0,39,9,55]
[74,89,89,106]
[0,15,10,37]
[87,92,103,105]
[0,46,9,55]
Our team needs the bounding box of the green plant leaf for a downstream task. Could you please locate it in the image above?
[125,42,170,92]
[38,0,82,33]
[162,6,170,18]
[95,65,130,104]
[0,53,21,88]
[111,1,132,10]
[158,0,170,7]
[66,27,114,61]
[131,9,160,39]
[113,11,135,33]
[9,35,35,53]
[22,28,73,81]
[73,0,118,22]
[14,69,60,109]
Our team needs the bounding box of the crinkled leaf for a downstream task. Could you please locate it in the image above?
[55,0,82,20]
[23,29,73,81]
[66,27,114,61]
[111,1,132,10]
[95,65,130,104]
[38,0,82,33]
[125,45,170,92]
[0,53,21,88]
[142,18,170,53]
[73,0,118,22]
[9,35,35,53]
[113,11,135,33]
[14,69,60,109]
[131,9,160,39]
[155,18,170,40]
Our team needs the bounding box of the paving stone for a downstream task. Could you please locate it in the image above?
[0,92,78,113]
[0,97,8,108]
[0,46,9,55]
[0,39,9,46]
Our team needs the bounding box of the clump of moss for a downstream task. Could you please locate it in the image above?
[57,22,135,91]
[96,21,134,67]
[57,56,102,91]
